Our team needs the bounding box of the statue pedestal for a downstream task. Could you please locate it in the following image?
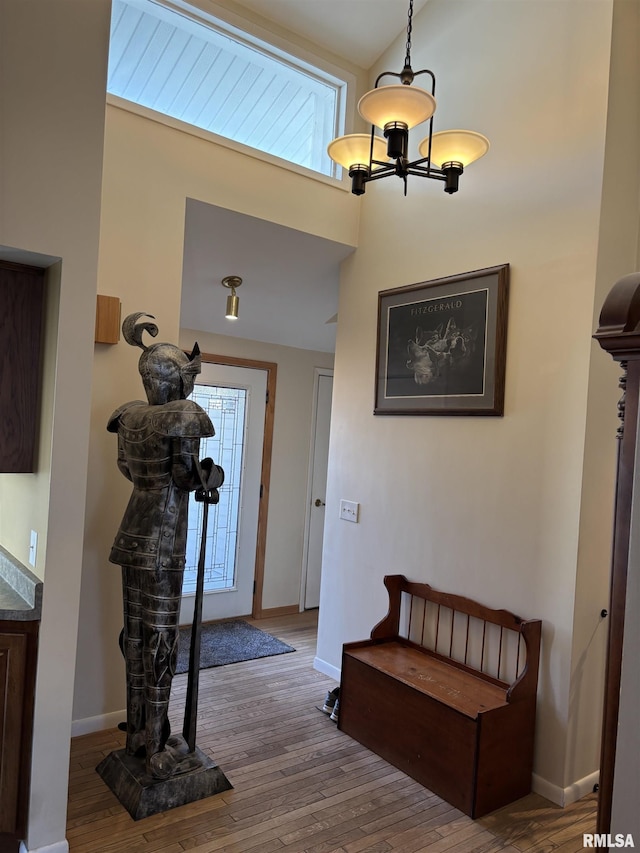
[96,747,232,821]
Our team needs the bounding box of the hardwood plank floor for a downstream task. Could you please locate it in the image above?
[67,612,596,853]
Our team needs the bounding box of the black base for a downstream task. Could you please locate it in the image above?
[96,747,232,821]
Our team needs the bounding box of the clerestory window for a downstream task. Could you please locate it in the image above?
[107,0,347,178]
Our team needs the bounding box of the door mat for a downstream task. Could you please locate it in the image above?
[176,619,295,673]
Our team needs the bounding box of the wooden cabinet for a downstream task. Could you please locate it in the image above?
[0,621,38,841]
[0,261,45,473]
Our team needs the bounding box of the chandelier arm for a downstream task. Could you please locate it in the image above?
[370,164,397,177]
[405,166,446,181]
[411,68,436,95]
[374,67,434,90]
[374,69,404,88]
[369,170,396,180]
[366,168,398,183]
[405,160,442,173]
[368,124,375,173]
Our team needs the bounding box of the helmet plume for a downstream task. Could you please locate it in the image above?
[122,313,159,350]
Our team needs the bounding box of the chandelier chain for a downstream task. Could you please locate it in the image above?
[405,0,413,66]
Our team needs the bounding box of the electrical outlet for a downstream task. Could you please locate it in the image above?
[339,499,359,523]
[29,530,38,567]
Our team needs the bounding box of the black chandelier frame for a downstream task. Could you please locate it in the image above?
[350,0,463,196]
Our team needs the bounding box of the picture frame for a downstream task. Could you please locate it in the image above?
[374,264,509,416]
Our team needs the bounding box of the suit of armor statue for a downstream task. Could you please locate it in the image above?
[108,313,223,779]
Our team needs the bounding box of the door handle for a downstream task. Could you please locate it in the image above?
[314,498,325,507]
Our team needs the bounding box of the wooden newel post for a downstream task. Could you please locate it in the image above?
[593,272,640,836]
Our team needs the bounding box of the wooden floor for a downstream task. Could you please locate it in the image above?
[67,611,597,853]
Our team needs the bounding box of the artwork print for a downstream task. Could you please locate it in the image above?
[375,265,509,415]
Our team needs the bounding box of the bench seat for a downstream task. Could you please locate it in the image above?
[344,640,509,718]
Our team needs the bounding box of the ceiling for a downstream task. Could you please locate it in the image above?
[180,1,425,353]
[180,200,354,353]
[230,0,429,70]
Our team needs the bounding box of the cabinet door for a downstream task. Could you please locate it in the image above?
[0,632,27,834]
[0,261,45,472]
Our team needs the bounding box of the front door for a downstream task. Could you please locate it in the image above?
[179,362,267,623]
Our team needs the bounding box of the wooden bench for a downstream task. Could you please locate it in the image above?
[338,574,541,818]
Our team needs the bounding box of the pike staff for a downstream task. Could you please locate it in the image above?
[182,463,224,753]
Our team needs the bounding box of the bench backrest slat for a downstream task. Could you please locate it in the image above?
[464,613,470,666]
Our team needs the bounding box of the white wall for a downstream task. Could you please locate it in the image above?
[0,1,110,850]
[73,104,356,728]
[316,0,619,800]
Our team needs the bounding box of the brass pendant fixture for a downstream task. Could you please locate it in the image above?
[221,275,242,320]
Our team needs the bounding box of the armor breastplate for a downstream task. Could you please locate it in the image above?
[118,417,174,490]
[108,400,214,571]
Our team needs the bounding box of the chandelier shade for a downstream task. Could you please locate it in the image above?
[420,130,490,168]
[327,133,389,171]
[358,84,436,131]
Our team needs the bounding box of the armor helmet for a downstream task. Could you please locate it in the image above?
[122,313,201,404]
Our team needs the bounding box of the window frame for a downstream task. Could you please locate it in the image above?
[107,0,357,188]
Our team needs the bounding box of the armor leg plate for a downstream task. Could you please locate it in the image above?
[122,567,146,755]
[140,568,183,777]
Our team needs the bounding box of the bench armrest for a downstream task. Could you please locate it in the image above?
[371,575,411,639]
[506,618,541,702]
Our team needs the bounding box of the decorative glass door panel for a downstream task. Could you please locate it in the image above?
[183,384,246,595]
[180,363,266,623]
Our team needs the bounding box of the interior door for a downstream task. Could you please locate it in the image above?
[179,362,267,623]
[303,371,333,609]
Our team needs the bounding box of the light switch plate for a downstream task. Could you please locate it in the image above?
[29,530,38,567]
[339,499,359,523]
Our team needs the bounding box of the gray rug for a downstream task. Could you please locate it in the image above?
[176,619,295,673]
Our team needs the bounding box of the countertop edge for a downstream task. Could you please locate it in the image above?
[0,544,43,621]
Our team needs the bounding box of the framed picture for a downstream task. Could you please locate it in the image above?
[374,264,509,416]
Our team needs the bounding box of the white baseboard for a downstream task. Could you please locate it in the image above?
[71,709,125,737]
[532,770,599,807]
[562,770,600,806]
[313,656,341,682]
[20,841,68,853]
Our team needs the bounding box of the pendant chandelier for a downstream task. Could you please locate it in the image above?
[327,0,489,196]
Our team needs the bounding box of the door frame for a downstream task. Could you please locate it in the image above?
[200,351,277,619]
[300,367,334,611]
